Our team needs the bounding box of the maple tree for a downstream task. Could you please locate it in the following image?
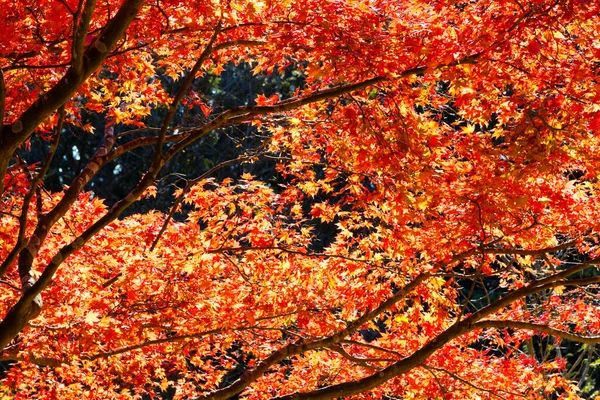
[1,0,600,398]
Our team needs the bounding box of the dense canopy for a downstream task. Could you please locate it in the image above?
[1,0,600,398]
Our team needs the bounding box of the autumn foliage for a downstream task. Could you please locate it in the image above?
[2,0,600,398]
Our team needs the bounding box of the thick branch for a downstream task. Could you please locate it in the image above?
[195,273,429,400]
[0,107,65,278]
[0,0,144,192]
[0,120,116,349]
[17,119,116,291]
[268,259,600,400]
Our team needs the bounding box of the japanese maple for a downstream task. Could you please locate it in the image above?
[1,0,600,398]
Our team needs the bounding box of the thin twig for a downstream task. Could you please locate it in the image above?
[150,153,259,251]
[474,320,600,345]
[424,365,517,400]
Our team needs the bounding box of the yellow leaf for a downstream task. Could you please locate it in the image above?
[553,285,565,295]
[84,311,100,325]
[461,124,475,134]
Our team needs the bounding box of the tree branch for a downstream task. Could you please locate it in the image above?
[150,153,260,251]
[212,40,267,52]
[194,273,429,400]
[0,0,145,193]
[71,0,97,73]
[152,24,221,166]
[468,258,600,322]
[473,320,600,345]
[0,106,65,278]
[0,69,5,136]
[0,119,116,349]
[208,246,374,264]
[0,353,62,368]
[266,258,600,400]
[423,365,520,400]
[328,344,394,371]
[481,240,578,256]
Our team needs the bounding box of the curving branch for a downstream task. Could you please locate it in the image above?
[0,353,62,368]
[0,107,66,278]
[194,272,430,400]
[0,0,145,193]
[0,119,116,349]
[105,130,188,164]
[212,40,267,52]
[481,240,578,256]
[263,258,600,400]
[328,344,395,371]
[2,310,327,367]
[208,246,374,264]
[467,258,600,323]
[446,239,579,266]
[422,365,523,400]
[17,118,116,288]
[166,51,482,160]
